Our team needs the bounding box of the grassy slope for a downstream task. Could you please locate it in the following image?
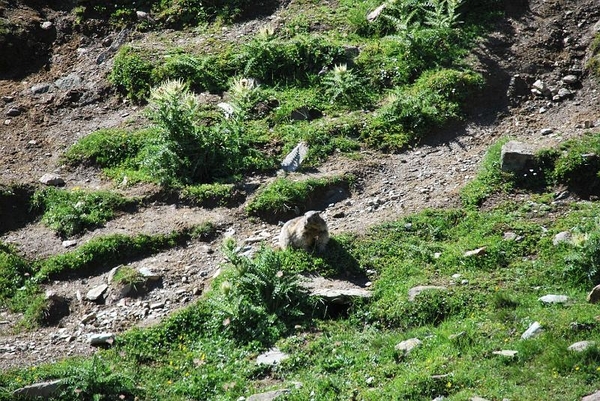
[3,0,600,400]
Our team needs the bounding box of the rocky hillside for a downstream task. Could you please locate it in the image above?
[1,0,600,372]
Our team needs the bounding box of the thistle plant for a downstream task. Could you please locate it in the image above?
[227,76,261,119]
[322,64,369,107]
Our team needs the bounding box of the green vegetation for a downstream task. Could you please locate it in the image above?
[31,187,136,238]
[587,33,600,78]
[5,195,600,399]
[246,175,353,220]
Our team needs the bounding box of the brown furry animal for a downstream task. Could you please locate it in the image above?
[278,210,329,252]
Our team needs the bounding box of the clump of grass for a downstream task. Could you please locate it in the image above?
[181,183,243,207]
[0,242,32,302]
[460,138,513,207]
[34,231,189,282]
[31,187,136,238]
[246,174,353,221]
[110,46,156,103]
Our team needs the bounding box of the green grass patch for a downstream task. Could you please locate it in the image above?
[246,174,354,221]
[31,187,136,238]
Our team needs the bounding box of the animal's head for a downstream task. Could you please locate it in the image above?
[305,210,323,224]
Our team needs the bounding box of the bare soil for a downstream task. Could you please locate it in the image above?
[1,0,600,370]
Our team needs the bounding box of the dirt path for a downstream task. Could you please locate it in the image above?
[1,0,599,370]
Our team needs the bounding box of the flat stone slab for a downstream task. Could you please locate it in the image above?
[256,348,289,366]
[247,389,290,401]
[568,341,596,352]
[395,338,422,355]
[582,390,600,401]
[493,350,518,357]
[538,294,569,304]
[408,285,448,302]
[521,321,543,339]
[301,276,371,305]
[13,380,62,398]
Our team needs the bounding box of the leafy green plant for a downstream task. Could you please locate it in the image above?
[563,230,600,287]
[111,265,144,287]
[321,64,371,108]
[210,239,310,345]
[181,183,242,207]
[0,242,31,302]
[423,0,465,30]
[31,188,134,238]
[110,46,155,103]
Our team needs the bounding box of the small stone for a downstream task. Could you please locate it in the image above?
[557,88,572,99]
[150,302,164,309]
[553,231,572,245]
[40,21,53,30]
[39,173,65,186]
[395,338,422,355]
[247,389,290,401]
[562,75,578,85]
[138,267,161,280]
[408,285,447,302]
[62,240,77,248]
[567,341,595,352]
[470,397,491,401]
[493,350,518,357]
[367,4,386,22]
[89,332,115,346]
[6,107,21,117]
[521,321,543,339]
[500,141,535,173]
[256,348,289,365]
[86,284,108,303]
[31,83,51,94]
[538,294,569,304]
[464,247,486,257]
[540,128,554,135]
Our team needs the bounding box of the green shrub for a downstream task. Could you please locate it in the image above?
[239,34,347,85]
[563,231,600,287]
[0,242,31,301]
[110,46,156,103]
[321,64,372,108]
[365,68,483,150]
[31,188,134,238]
[551,133,600,195]
[210,240,310,345]
[142,79,247,184]
[63,128,152,168]
[155,52,231,93]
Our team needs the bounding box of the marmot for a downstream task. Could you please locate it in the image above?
[279,210,329,252]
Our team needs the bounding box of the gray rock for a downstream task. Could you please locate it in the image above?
[6,107,21,117]
[408,285,447,302]
[492,350,518,357]
[538,294,568,304]
[464,247,486,257]
[55,73,82,90]
[247,389,290,401]
[568,341,595,352]
[62,240,77,248]
[556,87,572,99]
[139,267,161,280]
[582,389,600,401]
[39,173,65,186]
[89,332,115,346]
[13,380,62,398]
[86,284,108,302]
[587,284,600,304]
[256,348,288,365]
[308,287,372,304]
[521,321,543,339]
[553,231,572,245]
[367,4,386,22]
[395,338,422,355]
[470,397,491,401]
[31,83,51,94]
[500,141,535,173]
[281,142,309,172]
[540,128,554,135]
[41,21,53,30]
[562,75,579,85]
[532,79,550,96]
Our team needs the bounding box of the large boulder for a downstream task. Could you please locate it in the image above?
[500,141,535,173]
